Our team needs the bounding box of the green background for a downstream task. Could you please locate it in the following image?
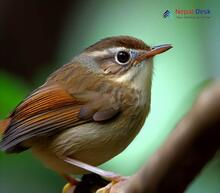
[0,0,220,193]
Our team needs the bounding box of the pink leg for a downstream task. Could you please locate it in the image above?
[62,174,79,185]
[64,157,122,181]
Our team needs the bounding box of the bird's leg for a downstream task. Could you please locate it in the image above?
[64,157,124,182]
[62,174,79,185]
[62,157,129,193]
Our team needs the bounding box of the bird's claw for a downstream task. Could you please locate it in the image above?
[61,174,129,193]
[62,182,76,193]
[96,176,129,193]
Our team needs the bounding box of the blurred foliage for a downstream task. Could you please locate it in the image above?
[0,71,29,118]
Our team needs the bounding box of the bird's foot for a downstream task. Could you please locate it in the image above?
[62,175,79,193]
[63,157,130,193]
[62,183,76,193]
[61,173,129,193]
[96,176,129,193]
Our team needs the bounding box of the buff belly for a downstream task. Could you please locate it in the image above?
[31,121,134,175]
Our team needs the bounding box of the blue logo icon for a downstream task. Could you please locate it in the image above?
[163,10,171,18]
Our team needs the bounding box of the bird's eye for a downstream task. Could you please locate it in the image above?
[115,51,131,65]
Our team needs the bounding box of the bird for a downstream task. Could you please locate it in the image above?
[0,35,172,192]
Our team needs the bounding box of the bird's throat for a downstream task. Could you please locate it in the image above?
[113,60,153,92]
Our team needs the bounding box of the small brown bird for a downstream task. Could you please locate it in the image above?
[0,36,172,191]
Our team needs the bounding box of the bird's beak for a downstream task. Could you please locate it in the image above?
[136,44,172,63]
[148,44,173,57]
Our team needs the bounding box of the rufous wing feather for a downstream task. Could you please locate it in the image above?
[0,84,86,153]
[0,84,120,153]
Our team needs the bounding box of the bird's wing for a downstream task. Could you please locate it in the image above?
[0,84,120,153]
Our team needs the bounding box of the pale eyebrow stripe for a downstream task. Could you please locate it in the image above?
[86,47,128,57]
[86,47,146,58]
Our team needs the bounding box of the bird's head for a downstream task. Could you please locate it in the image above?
[74,36,172,91]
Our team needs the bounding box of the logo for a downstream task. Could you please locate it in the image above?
[163,10,171,18]
[162,9,211,19]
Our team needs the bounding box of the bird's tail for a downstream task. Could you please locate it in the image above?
[0,118,11,135]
